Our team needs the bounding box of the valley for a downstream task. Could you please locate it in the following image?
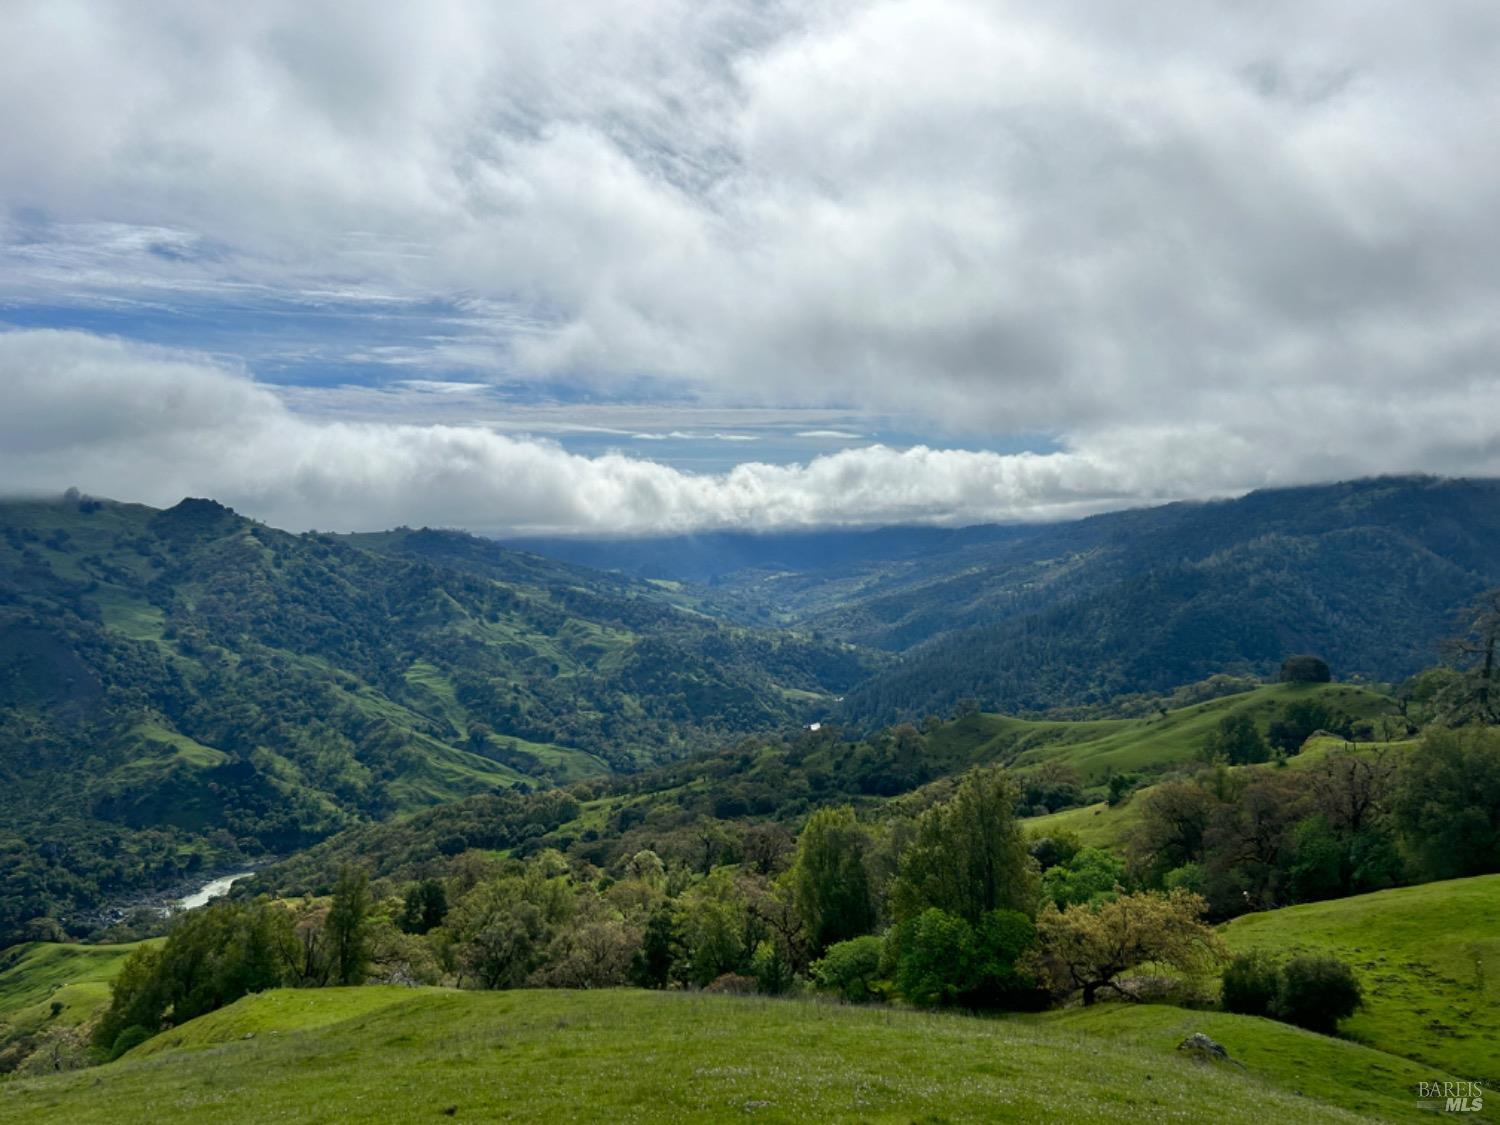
[2,478,1498,1121]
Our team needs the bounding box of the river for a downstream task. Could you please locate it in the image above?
[170,871,256,913]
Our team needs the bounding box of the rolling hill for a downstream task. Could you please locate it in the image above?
[1224,875,1500,1084]
[253,680,1403,897]
[0,495,875,945]
[0,986,1412,1123]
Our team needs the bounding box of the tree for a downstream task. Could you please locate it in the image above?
[810,935,884,1003]
[1267,699,1338,754]
[398,879,448,935]
[1436,588,1500,724]
[894,908,977,1007]
[1130,781,1217,880]
[892,906,1038,1008]
[1280,655,1331,683]
[326,868,371,986]
[1275,954,1363,1034]
[630,903,680,989]
[1040,847,1126,907]
[1201,772,1307,913]
[1033,888,1224,1005]
[1392,728,1500,879]
[889,766,1038,925]
[1202,713,1269,765]
[93,944,167,1050]
[790,806,875,954]
[677,869,757,987]
[741,823,794,876]
[94,900,289,1050]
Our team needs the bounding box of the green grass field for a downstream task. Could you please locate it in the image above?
[0,987,1391,1124]
[945,682,1398,786]
[0,942,154,1066]
[1224,876,1500,1085]
[1037,1003,1456,1122]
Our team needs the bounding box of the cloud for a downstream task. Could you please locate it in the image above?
[5,330,1500,536]
[2,3,1500,528]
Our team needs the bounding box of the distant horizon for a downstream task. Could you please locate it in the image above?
[3,470,1482,541]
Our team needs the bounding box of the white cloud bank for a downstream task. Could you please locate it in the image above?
[2,4,1500,531]
[5,330,1499,535]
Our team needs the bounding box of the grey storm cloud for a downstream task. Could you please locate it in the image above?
[2,1,1499,531]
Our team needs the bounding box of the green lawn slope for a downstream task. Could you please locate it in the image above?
[948,681,1397,785]
[1224,875,1500,1085]
[1039,1003,1459,1122]
[1,988,1380,1124]
[0,942,155,1067]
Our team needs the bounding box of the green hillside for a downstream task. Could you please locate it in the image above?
[0,942,152,1070]
[257,680,1404,891]
[1037,1003,1459,1122]
[1021,729,1422,852]
[933,681,1397,783]
[0,987,1383,1124]
[0,496,876,946]
[1224,876,1500,1084]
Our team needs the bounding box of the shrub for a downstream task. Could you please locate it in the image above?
[704,972,757,995]
[1220,952,1279,1017]
[896,909,975,1007]
[108,1025,153,1061]
[894,907,1039,1009]
[1280,655,1332,683]
[810,935,884,1003]
[1275,954,1363,1034]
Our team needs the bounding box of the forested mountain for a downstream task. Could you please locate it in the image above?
[519,477,1500,721]
[5,476,1497,945]
[0,496,874,943]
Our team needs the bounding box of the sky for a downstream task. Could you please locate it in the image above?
[2,0,1499,535]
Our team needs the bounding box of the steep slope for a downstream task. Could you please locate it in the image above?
[0,496,875,944]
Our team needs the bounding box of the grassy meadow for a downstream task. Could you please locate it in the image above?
[1224,875,1500,1084]
[0,987,1391,1124]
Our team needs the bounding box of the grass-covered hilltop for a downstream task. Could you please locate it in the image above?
[3,478,1499,1121]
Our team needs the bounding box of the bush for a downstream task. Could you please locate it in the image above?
[108,1025,153,1061]
[1220,952,1279,1017]
[1274,954,1363,1034]
[704,972,757,995]
[810,935,884,1003]
[894,907,1038,1009]
[1280,655,1331,683]
[896,909,975,1007]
